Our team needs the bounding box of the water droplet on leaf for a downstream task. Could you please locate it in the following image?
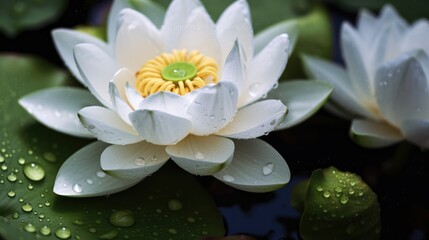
[23,162,45,181]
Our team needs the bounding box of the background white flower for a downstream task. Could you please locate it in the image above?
[19,0,332,197]
[303,5,429,148]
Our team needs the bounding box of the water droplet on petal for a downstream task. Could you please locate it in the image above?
[134,157,146,166]
[248,83,260,97]
[262,163,274,176]
[96,171,106,178]
[194,152,205,160]
[73,184,83,193]
[222,175,235,182]
[86,178,93,184]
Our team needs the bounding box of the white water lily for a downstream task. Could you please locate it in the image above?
[304,5,429,148]
[19,0,332,197]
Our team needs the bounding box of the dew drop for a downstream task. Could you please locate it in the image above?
[269,119,276,126]
[55,227,71,239]
[222,175,235,182]
[168,228,178,235]
[194,152,205,160]
[109,210,135,227]
[248,83,260,97]
[0,155,4,162]
[209,115,215,120]
[54,110,62,118]
[12,212,19,219]
[72,220,84,226]
[18,157,26,165]
[24,223,36,233]
[348,188,355,195]
[334,186,343,193]
[340,195,349,204]
[23,162,45,181]
[322,190,331,198]
[21,203,33,212]
[316,185,323,192]
[187,217,196,223]
[99,230,119,239]
[7,173,17,182]
[88,227,97,233]
[86,178,93,185]
[134,157,146,166]
[40,226,51,236]
[262,163,274,176]
[18,197,24,203]
[43,152,56,162]
[11,2,28,17]
[168,199,183,211]
[44,201,51,207]
[73,184,83,193]
[27,183,34,190]
[1,164,7,171]
[7,190,15,198]
[96,170,106,178]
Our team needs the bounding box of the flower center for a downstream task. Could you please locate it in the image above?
[135,50,218,97]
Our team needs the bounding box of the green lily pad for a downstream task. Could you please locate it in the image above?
[0,0,67,37]
[0,55,225,239]
[292,167,381,240]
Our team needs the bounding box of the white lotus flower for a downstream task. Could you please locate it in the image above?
[303,5,429,148]
[19,0,333,197]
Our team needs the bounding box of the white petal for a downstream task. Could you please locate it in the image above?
[269,81,333,130]
[402,119,429,149]
[350,119,403,148]
[18,87,100,138]
[52,29,109,85]
[116,9,164,72]
[239,34,289,107]
[107,0,132,44]
[74,43,118,107]
[112,68,134,103]
[162,0,200,50]
[139,91,190,118]
[78,106,142,145]
[101,141,169,180]
[176,7,221,64]
[357,9,377,38]
[213,139,290,192]
[166,135,234,175]
[187,82,238,135]
[217,100,286,139]
[302,54,374,119]
[254,19,298,55]
[375,50,429,127]
[109,82,133,125]
[125,82,144,110]
[216,0,253,64]
[54,141,142,197]
[401,20,429,55]
[220,41,244,95]
[129,109,192,145]
[341,23,372,102]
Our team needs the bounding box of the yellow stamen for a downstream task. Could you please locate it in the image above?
[135,50,219,97]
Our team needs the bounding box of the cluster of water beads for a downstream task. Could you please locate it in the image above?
[297,167,381,239]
